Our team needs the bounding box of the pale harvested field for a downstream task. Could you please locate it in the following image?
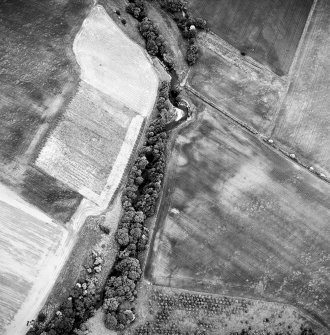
[146,96,330,327]
[271,0,330,177]
[36,4,159,203]
[4,5,159,334]
[0,183,66,333]
[188,37,285,133]
[73,5,158,117]
[36,82,136,203]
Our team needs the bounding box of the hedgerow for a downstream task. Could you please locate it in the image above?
[158,0,207,65]
[25,81,171,334]
[102,81,171,330]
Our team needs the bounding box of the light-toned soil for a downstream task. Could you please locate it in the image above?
[270,0,330,178]
[3,4,159,334]
[35,82,137,203]
[87,309,117,335]
[0,182,66,334]
[73,5,158,117]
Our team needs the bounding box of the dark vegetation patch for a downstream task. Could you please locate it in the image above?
[26,82,174,334]
[0,107,41,162]
[0,0,92,220]
[187,0,313,75]
[126,0,207,67]
[22,167,82,222]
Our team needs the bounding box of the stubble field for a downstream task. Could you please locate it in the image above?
[36,4,159,206]
[187,0,313,75]
[146,95,330,328]
[1,3,160,334]
[271,0,330,178]
[36,82,135,203]
[0,183,66,333]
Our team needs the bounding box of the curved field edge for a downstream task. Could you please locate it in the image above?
[4,4,160,335]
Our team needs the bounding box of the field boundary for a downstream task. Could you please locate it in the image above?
[186,86,330,185]
[198,31,287,84]
[5,5,161,333]
[266,0,319,138]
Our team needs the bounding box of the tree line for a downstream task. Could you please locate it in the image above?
[103,81,171,330]
[26,81,172,334]
[126,0,207,66]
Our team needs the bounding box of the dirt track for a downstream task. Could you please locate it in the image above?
[3,5,159,335]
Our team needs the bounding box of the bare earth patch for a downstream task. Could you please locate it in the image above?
[3,4,159,334]
[0,183,67,333]
[73,5,158,117]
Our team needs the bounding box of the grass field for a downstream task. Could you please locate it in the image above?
[187,40,285,133]
[0,0,92,221]
[146,95,330,328]
[188,0,313,75]
[270,0,330,178]
[0,184,66,332]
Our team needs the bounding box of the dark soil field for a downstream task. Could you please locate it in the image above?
[21,168,82,222]
[188,0,313,76]
[270,0,330,179]
[188,43,285,132]
[146,94,330,328]
[0,0,92,221]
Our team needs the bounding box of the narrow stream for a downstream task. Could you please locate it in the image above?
[166,68,191,131]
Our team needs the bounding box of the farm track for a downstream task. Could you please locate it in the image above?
[186,85,330,186]
[4,5,160,334]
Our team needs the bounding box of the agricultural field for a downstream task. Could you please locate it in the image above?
[0,0,92,221]
[73,5,158,117]
[36,82,137,204]
[187,38,285,132]
[146,95,330,328]
[270,0,330,178]
[1,2,160,334]
[36,4,159,205]
[187,0,313,76]
[0,183,67,333]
